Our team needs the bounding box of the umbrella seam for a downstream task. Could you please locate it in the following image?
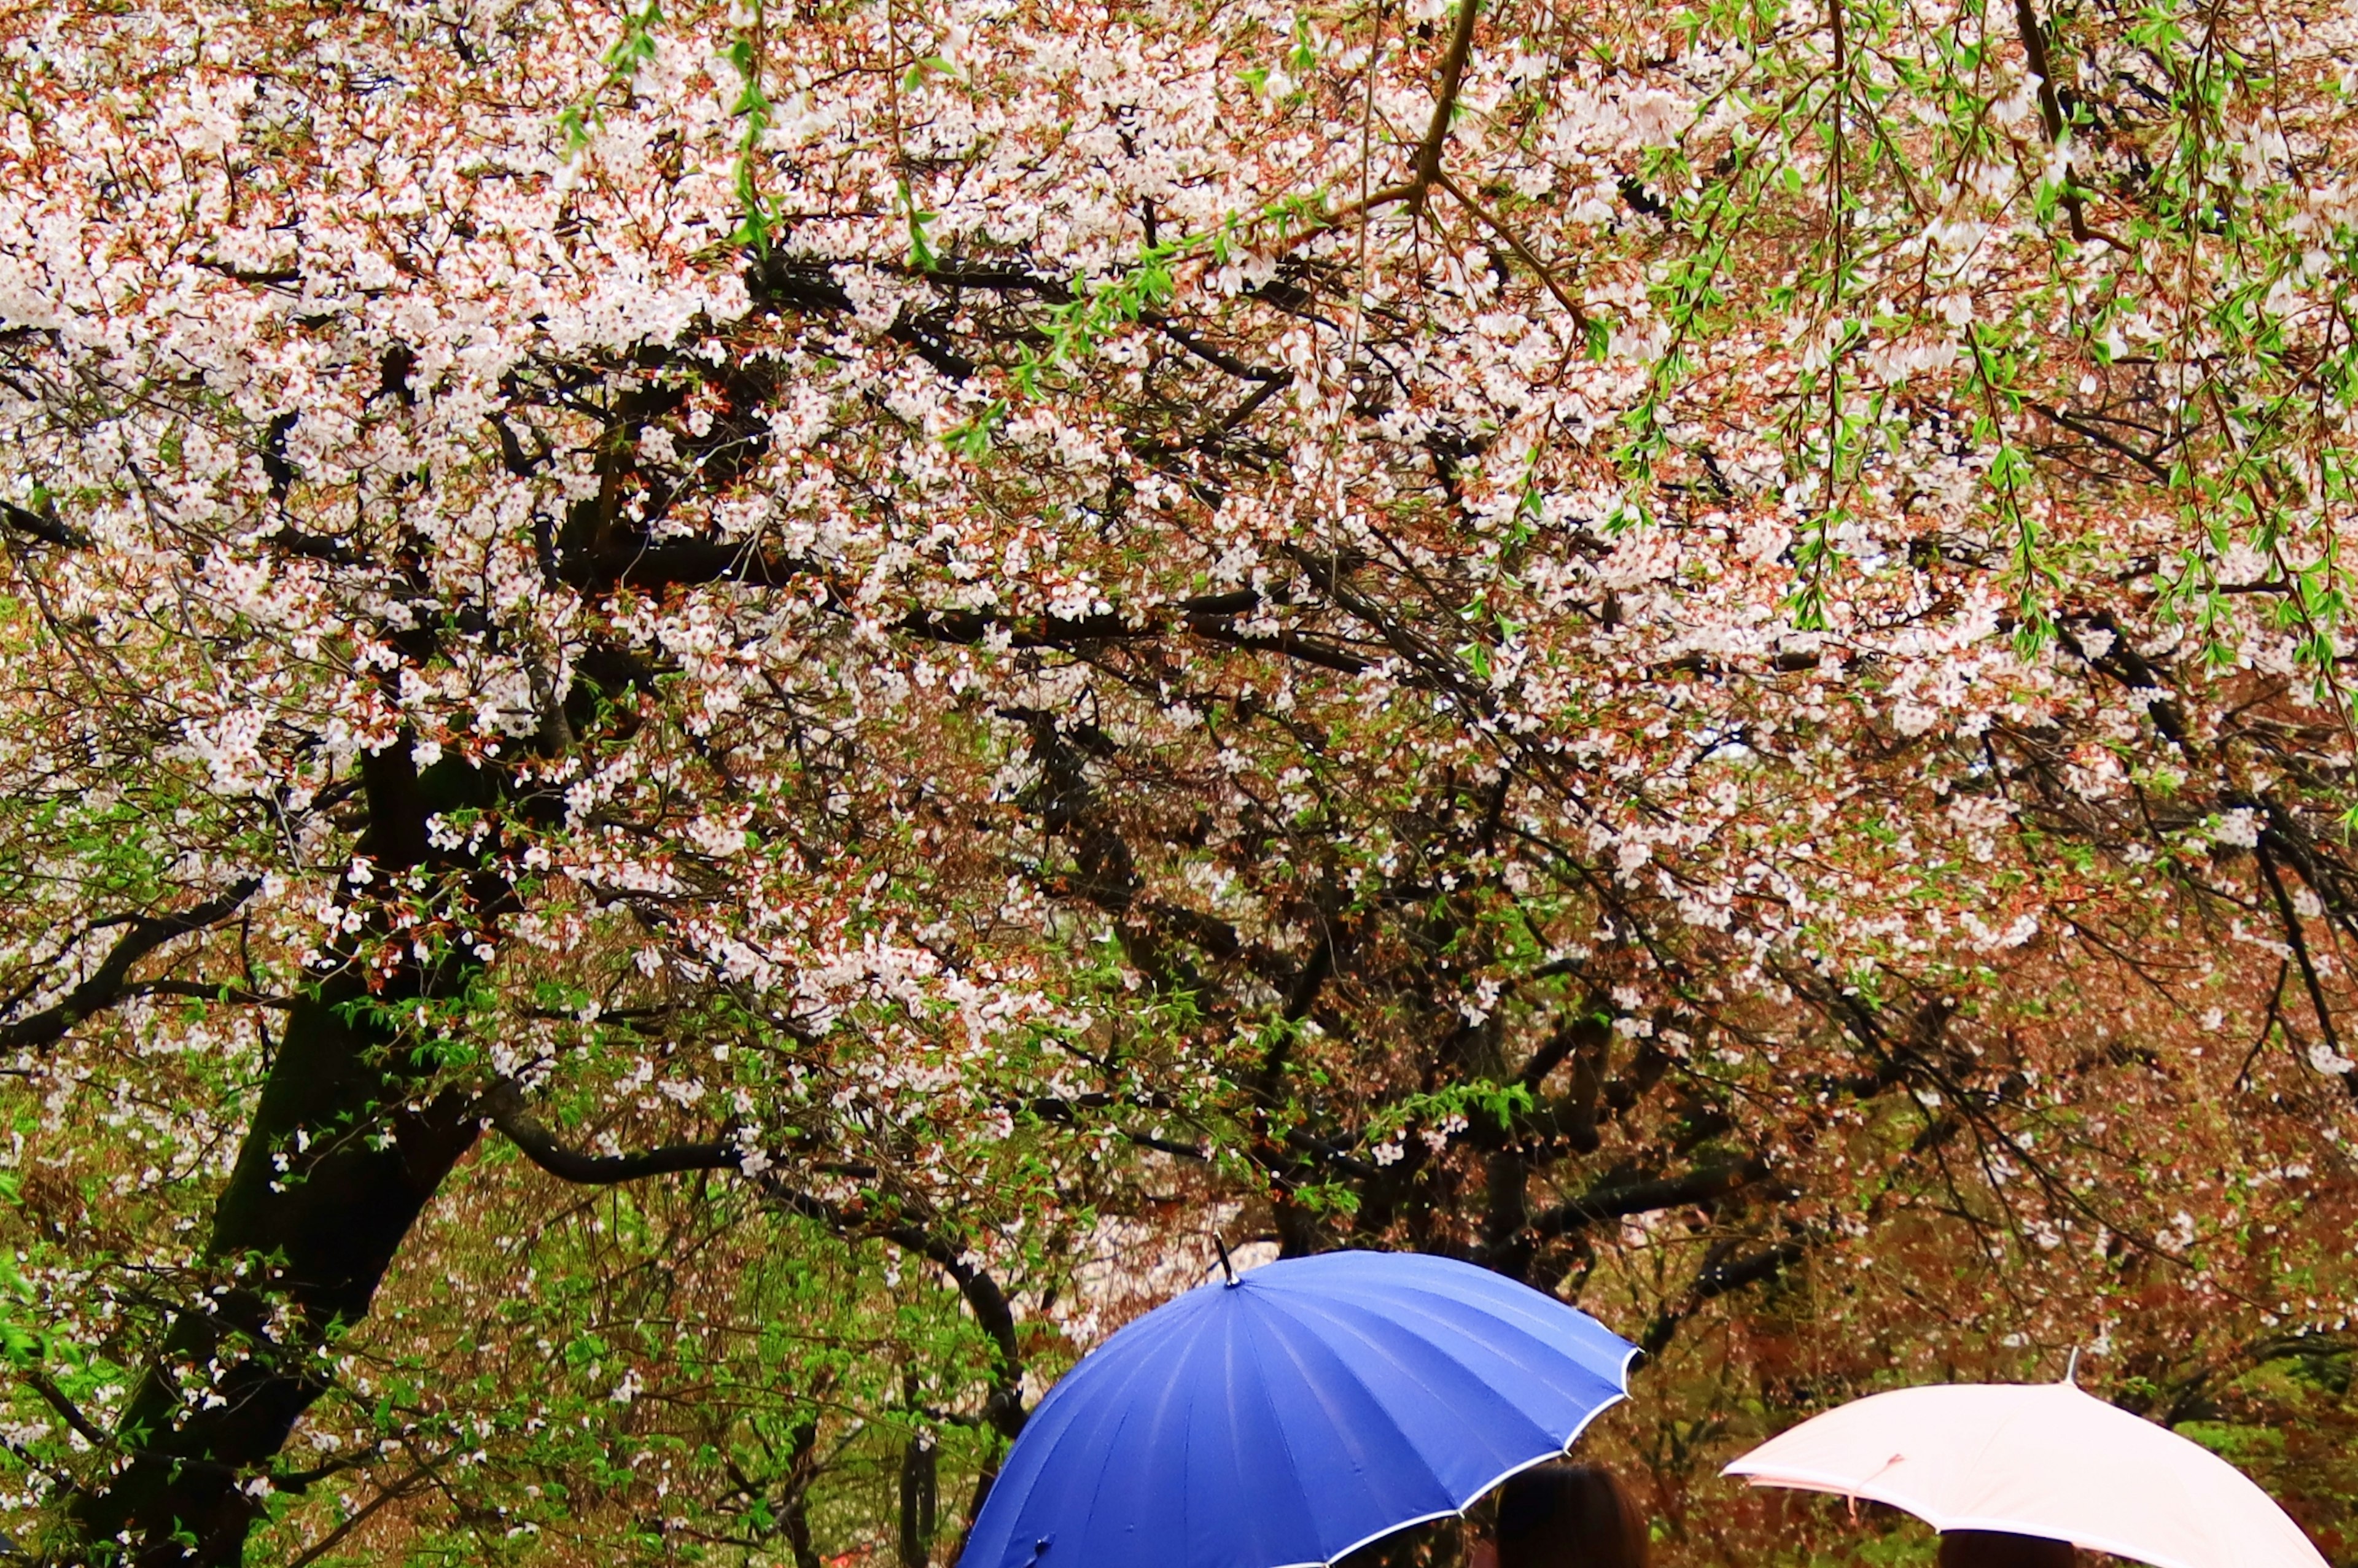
[1244,1279,1634,1554]
[1234,1287,1336,1568]
[1256,1278,1624,1457]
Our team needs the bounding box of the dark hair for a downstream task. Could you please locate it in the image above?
[1494,1462,1648,1568]
[1937,1532,2078,1568]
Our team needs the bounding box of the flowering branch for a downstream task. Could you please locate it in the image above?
[0,879,260,1052]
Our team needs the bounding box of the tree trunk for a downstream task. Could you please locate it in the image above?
[66,980,480,1565]
[66,742,489,1567]
[781,1417,822,1568]
[898,1430,938,1568]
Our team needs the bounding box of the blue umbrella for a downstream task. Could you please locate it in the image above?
[962,1250,1639,1568]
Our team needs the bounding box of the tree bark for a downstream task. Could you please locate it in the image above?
[898,1430,938,1568]
[64,743,489,1567]
[781,1418,823,1568]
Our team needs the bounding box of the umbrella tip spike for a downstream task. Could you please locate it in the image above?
[1215,1234,1239,1287]
[2063,1346,2081,1384]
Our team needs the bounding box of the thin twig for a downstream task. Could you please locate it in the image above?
[286,1464,437,1568]
[1294,0,1479,243]
[1433,168,1589,335]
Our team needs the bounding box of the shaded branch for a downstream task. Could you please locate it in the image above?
[484,1084,743,1184]
[1523,1158,1771,1243]
[0,880,262,1052]
[1641,1234,1810,1356]
[481,1090,1029,1438]
[1,499,86,549]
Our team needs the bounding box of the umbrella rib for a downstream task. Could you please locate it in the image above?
[987,1299,1217,1568]
[1231,1294,1337,1564]
[1359,1279,1627,1386]
[1250,1294,1457,1542]
[1370,1268,1632,1368]
[1291,1284,1607,1442]
[1253,1284,1602,1511]
[1256,1286,1630,1567]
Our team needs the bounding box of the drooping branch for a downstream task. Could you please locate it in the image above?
[486,1091,1030,1438]
[756,1176,1029,1440]
[2252,841,2354,1098]
[2009,0,2120,250]
[0,879,260,1052]
[885,1226,1029,1440]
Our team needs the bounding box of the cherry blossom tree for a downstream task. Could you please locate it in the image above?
[2,0,2357,1561]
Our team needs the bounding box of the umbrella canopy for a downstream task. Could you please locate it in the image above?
[1723,1380,2326,1568]
[963,1250,1638,1568]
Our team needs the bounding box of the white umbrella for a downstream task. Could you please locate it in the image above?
[1722,1378,2326,1568]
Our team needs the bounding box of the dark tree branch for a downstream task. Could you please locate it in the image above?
[133,981,293,1009]
[2254,842,2351,1090]
[1641,1233,1810,1356]
[897,600,1370,674]
[2031,403,2170,481]
[1410,0,1480,195]
[284,1460,439,1568]
[1514,1011,1599,1091]
[481,1090,1029,1438]
[485,1085,745,1184]
[19,1369,111,1450]
[2,499,86,549]
[0,880,261,1052]
[1523,1158,1771,1243]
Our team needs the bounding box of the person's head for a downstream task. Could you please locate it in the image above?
[1937,1532,2078,1568]
[1493,1462,1648,1568]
